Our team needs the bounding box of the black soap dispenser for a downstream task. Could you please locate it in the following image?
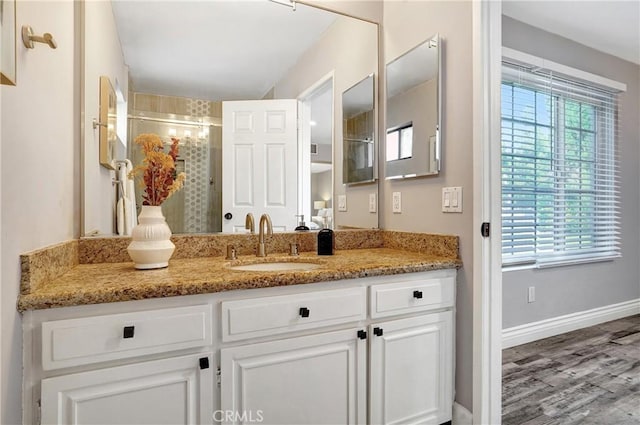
[294,214,310,231]
[317,225,334,255]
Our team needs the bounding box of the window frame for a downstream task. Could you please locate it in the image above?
[385,122,413,162]
[500,51,623,270]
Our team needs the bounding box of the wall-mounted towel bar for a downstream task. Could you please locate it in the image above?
[21,25,57,49]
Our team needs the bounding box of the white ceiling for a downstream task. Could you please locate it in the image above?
[111,0,338,100]
[502,0,640,65]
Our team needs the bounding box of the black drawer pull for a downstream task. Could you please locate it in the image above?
[357,330,367,340]
[123,326,135,339]
[413,290,423,299]
[299,307,310,318]
[199,357,210,370]
[373,327,383,337]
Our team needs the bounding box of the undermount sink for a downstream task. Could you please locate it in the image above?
[227,262,322,272]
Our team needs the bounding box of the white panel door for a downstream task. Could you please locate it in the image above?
[220,329,366,425]
[222,100,298,233]
[41,353,214,425]
[369,312,453,425]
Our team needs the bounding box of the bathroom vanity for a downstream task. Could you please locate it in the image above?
[19,232,459,425]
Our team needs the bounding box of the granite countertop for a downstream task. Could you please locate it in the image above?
[18,248,461,311]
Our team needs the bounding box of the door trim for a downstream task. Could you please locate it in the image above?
[472,0,503,423]
[297,72,335,222]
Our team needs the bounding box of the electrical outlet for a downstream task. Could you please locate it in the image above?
[392,192,402,213]
[369,193,377,213]
[528,286,536,303]
[337,195,347,212]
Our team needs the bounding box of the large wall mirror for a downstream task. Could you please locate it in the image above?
[385,34,442,179]
[82,1,378,236]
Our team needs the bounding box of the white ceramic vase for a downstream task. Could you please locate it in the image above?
[127,205,175,269]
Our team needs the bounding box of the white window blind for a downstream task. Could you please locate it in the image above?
[501,61,621,268]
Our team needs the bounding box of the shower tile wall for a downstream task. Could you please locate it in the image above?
[186,98,210,117]
[130,93,223,233]
[182,139,210,233]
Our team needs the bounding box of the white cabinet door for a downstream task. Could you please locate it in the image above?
[221,328,366,425]
[41,353,214,425]
[369,312,453,425]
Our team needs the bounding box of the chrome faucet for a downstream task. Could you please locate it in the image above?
[257,214,273,257]
[245,213,255,234]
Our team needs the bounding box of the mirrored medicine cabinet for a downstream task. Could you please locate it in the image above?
[385,34,442,180]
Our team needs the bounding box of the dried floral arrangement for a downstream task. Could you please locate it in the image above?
[129,133,186,206]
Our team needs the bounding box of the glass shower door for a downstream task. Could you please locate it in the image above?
[128,114,221,233]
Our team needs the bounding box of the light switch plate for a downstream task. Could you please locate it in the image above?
[337,195,347,212]
[442,187,463,213]
[392,192,402,213]
[369,193,377,213]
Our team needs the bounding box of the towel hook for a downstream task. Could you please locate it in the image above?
[22,25,57,49]
[92,118,107,130]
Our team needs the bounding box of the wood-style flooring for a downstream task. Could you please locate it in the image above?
[502,314,640,425]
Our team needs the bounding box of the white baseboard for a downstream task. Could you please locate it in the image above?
[453,402,473,425]
[503,298,640,349]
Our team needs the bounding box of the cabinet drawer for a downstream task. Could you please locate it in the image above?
[370,276,454,318]
[221,287,366,341]
[42,305,212,370]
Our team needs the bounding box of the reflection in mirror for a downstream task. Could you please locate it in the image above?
[342,74,375,184]
[99,76,118,169]
[304,79,334,230]
[385,34,441,179]
[128,108,221,233]
[82,1,378,236]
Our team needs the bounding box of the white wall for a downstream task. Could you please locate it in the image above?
[381,0,474,411]
[1,2,79,423]
[311,169,332,214]
[501,16,640,328]
[312,143,332,163]
[83,0,128,235]
[274,14,380,229]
